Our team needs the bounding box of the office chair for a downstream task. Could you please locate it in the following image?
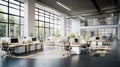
[0,41,7,58]
[63,41,71,57]
[2,42,14,57]
[85,41,91,53]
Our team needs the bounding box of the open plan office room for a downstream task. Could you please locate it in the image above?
[0,0,120,67]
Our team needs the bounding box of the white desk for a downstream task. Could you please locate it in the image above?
[70,45,81,55]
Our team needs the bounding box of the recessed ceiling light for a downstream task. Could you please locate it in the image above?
[56,2,71,11]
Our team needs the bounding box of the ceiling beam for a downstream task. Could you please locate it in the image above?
[91,0,101,13]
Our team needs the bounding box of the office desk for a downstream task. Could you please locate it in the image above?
[33,42,43,50]
[89,46,112,52]
[9,42,43,54]
[70,45,81,55]
[10,44,28,53]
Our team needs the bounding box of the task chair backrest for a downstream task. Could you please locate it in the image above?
[2,41,9,51]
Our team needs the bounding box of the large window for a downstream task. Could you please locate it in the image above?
[0,0,24,37]
[35,8,61,39]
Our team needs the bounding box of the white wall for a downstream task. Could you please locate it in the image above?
[60,14,67,36]
[24,0,35,38]
[71,19,80,35]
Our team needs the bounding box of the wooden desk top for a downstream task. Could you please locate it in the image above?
[70,45,81,47]
[89,46,112,50]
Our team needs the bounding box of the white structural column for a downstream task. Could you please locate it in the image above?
[60,14,67,36]
[24,0,35,38]
[71,19,80,35]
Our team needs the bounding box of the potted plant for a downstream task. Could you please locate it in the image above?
[68,33,76,43]
[82,32,86,40]
[30,32,33,37]
[57,34,61,37]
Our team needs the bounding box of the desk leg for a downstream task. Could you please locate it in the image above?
[35,44,37,51]
[25,45,27,53]
[29,45,30,52]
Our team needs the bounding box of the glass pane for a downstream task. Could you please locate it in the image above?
[0,5,8,13]
[0,23,6,37]
[39,13,44,16]
[21,3,24,7]
[54,29,58,36]
[9,15,19,24]
[0,13,8,22]
[54,24,57,29]
[39,16,44,21]
[39,10,44,13]
[21,18,24,24]
[35,8,38,12]
[9,8,19,15]
[50,14,53,17]
[21,25,24,37]
[35,11,38,15]
[50,29,54,36]
[39,22,44,27]
[9,3,19,9]
[50,19,53,23]
[21,11,24,16]
[9,24,19,37]
[39,28,44,39]
[45,23,49,27]
[0,0,8,6]
[45,12,49,15]
[50,24,53,28]
[45,28,49,38]
[35,27,38,37]
[35,15,38,20]
[35,21,38,26]
[9,0,19,5]
[45,14,49,18]
[54,20,57,24]
[21,7,24,11]
[45,17,49,22]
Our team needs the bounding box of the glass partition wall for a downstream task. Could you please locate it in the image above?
[80,28,117,40]
[0,0,24,38]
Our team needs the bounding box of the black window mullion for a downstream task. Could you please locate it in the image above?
[43,11,45,39]
[8,0,10,37]
[38,9,40,38]
[49,12,50,36]
[19,2,21,37]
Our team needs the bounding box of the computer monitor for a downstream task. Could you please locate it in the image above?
[96,37,100,40]
[11,38,18,43]
[74,38,78,42]
[32,37,37,41]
